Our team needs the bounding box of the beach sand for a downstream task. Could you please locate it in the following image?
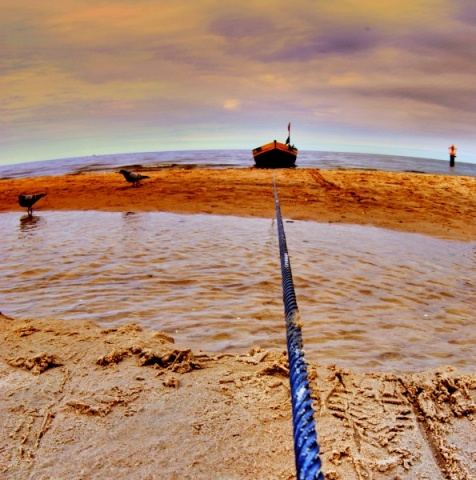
[1,168,475,240]
[1,168,475,479]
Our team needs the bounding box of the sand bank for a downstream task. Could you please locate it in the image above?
[1,168,475,478]
[0,313,475,479]
[1,168,475,241]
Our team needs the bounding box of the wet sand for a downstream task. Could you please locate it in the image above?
[1,167,475,240]
[1,168,475,478]
[1,314,475,479]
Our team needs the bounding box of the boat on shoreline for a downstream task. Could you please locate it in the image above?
[252,140,298,168]
[252,123,297,168]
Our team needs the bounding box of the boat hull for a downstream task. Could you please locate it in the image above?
[252,141,297,168]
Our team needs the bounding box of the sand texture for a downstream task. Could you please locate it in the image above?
[1,168,475,241]
[0,314,475,479]
[1,168,476,478]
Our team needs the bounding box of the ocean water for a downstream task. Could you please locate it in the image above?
[1,149,476,179]
[1,150,475,373]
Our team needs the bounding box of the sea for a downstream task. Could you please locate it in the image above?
[1,149,476,179]
[1,150,475,373]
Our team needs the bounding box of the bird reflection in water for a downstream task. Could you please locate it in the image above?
[122,211,142,231]
[121,211,150,247]
[19,214,43,233]
[122,211,141,225]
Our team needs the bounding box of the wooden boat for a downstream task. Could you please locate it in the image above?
[252,123,297,168]
[252,140,298,168]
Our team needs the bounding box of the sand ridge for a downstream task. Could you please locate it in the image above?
[1,167,475,241]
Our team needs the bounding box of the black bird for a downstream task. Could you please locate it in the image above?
[18,193,47,216]
[119,169,150,187]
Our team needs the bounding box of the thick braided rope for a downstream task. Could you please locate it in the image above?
[274,177,324,480]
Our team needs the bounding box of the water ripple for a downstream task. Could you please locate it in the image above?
[1,211,474,373]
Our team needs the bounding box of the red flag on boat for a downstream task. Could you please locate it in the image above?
[286,123,291,144]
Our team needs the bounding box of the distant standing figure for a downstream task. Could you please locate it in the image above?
[18,193,46,217]
[448,144,457,167]
[119,169,150,187]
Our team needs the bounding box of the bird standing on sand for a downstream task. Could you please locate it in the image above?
[119,169,150,187]
[18,193,47,216]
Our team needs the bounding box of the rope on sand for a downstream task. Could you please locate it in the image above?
[273,175,324,480]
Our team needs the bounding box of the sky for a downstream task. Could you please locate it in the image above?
[2,0,476,166]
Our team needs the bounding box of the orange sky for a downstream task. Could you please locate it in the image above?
[2,0,476,164]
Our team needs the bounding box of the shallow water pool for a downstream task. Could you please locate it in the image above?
[1,211,474,372]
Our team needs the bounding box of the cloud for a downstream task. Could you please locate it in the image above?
[456,0,476,25]
[209,11,274,39]
[2,0,476,164]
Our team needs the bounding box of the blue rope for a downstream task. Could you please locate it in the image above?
[273,177,324,480]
